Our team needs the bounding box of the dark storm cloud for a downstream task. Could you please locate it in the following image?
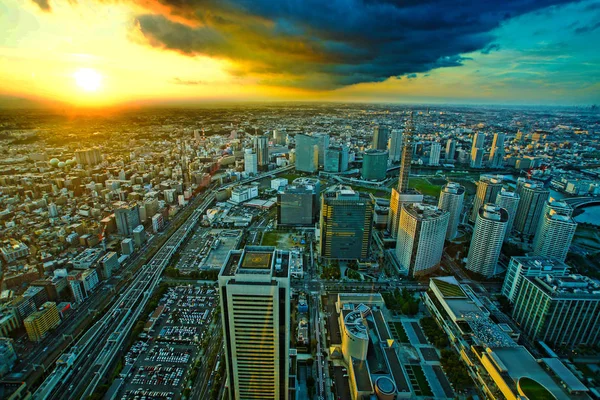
[481,43,501,54]
[31,0,51,11]
[573,20,600,34]
[48,0,581,88]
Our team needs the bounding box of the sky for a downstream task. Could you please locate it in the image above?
[0,0,599,108]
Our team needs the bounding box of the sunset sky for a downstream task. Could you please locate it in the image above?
[1,0,599,108]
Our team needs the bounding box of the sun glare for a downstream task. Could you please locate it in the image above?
[74,68,103,92]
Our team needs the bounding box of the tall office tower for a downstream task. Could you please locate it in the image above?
[253,135,269,168]
[512,274,600,347]
[438,182,465,240]
[114,203,141,236]
[388,129,403,162]
[514,179,549,237]
[501,256,570,303]
[295,134,319,173]
[398,116,414,194]
[272,129,287,145]
[219,246,290,400]
[372,126,390,151]
[243,149,258,174]
[396,204,448,277]
[74,148,102,166]
[495,190,520,241]
[362,149,388,181]
[470,133,485,168]
[319,186,374,260]
[428,142,441,166]
[314,133,330,167]
[445,139,456,162]
[532,208,577,263]
[489,133,506,168]
[324,146,349,173]
[466,204,508,278]
[470,175,503,223]
[277,184,318,226]
[388,114,423,239]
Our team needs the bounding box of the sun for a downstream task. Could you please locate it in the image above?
[74,68,103,92]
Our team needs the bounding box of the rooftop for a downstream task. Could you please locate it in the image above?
[528,274,600,297]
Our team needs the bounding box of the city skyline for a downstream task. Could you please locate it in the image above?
[0,0,599,109]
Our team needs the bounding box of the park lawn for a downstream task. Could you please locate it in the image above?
[261,231,295,249]
[519,377,555,400]
[355,186,392,198]
[410,177,442,198]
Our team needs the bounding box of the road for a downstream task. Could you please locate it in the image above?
[33,193,216,400]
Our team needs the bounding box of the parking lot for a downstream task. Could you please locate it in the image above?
[176,227,242,274]
[118,286,217,399]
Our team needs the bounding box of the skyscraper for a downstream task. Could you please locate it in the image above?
[272,129,287,145]
[428,142,441,166]
[372,126,390,151]
[489,133,506,168]
[277,184,318,226]
[438,182,465,240]
[114,203,141,236]
[395,204,449,277]
[470,133,485,168]
[495,190,520,241]
[388,129,403,162]
[219,246,290,400]
[466,204,508,278]
[295,134,319,173]
[470,175,503,223]
[319,186,374,260]
[243,149,258,174]
[514,179,549,237]
[532,204,577,263]
[314,133,330,167]
[387,114,423,239]
[501,256,570,303]
[253,135,269,168]
[445,139,456,162]
[361,149,388,181]
[74,148,102,166]
[512,274,600,347]
[324,146,349,173]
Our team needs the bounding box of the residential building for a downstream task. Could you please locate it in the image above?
[495,190,520,241]
[470,133,485,168]
[24,302,60,342]
[445,139,456,162]
[514,179,550,237]
[395,204,449,277]
[532,207,577,263]
[438,182,465,240]
[501,256,570,303]
[466,204,508,278]
[320,186,374,260]
[218,246,291,400]
[470,174,503,223]
[428,142,441,166]
[513,274,600,347]
[489,133,506,168]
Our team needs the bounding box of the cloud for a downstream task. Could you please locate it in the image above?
[171,77,205,85]
[31,0,51,12]
[481,43,501,54]
[573,21,600,34]
[43,0,579,89]
[406,73,417,79]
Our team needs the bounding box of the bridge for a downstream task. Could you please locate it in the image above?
[562,196,600,209]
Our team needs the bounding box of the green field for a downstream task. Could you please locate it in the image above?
[261,231,295,249]
[409,177,442,198]
[355,186,392,198]
[518,377,556,400]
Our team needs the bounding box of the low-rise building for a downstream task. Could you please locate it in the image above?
[24,302,60,342]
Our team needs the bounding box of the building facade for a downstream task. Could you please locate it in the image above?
[295,134,319,173]
[532,207,577,263]
[438,182,465,240]
[514,179,550,237]
[24,302,60,342]
[495,190,520,241]
[372,126,390,151]
[395,204,449,277]
[320,186,374,260]
[466,204,508,278]
[218,246,290,400]
[470,175,503,223]
[501,256,570,303]
[361,149,388,181]
[277,184,318,226]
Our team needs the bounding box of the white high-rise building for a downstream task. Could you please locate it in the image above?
[428,142,441,166]
[466,204,508,278]
[244,149,258,175]
[388,129,403,162]
[438,183,465,240]
[396,204,449,277]
[532,204,577,263]
[219,246,290,400]
[489,133,506,168]
[495,190,520,241]
[470,133,485,168]
[470,175,503,223]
